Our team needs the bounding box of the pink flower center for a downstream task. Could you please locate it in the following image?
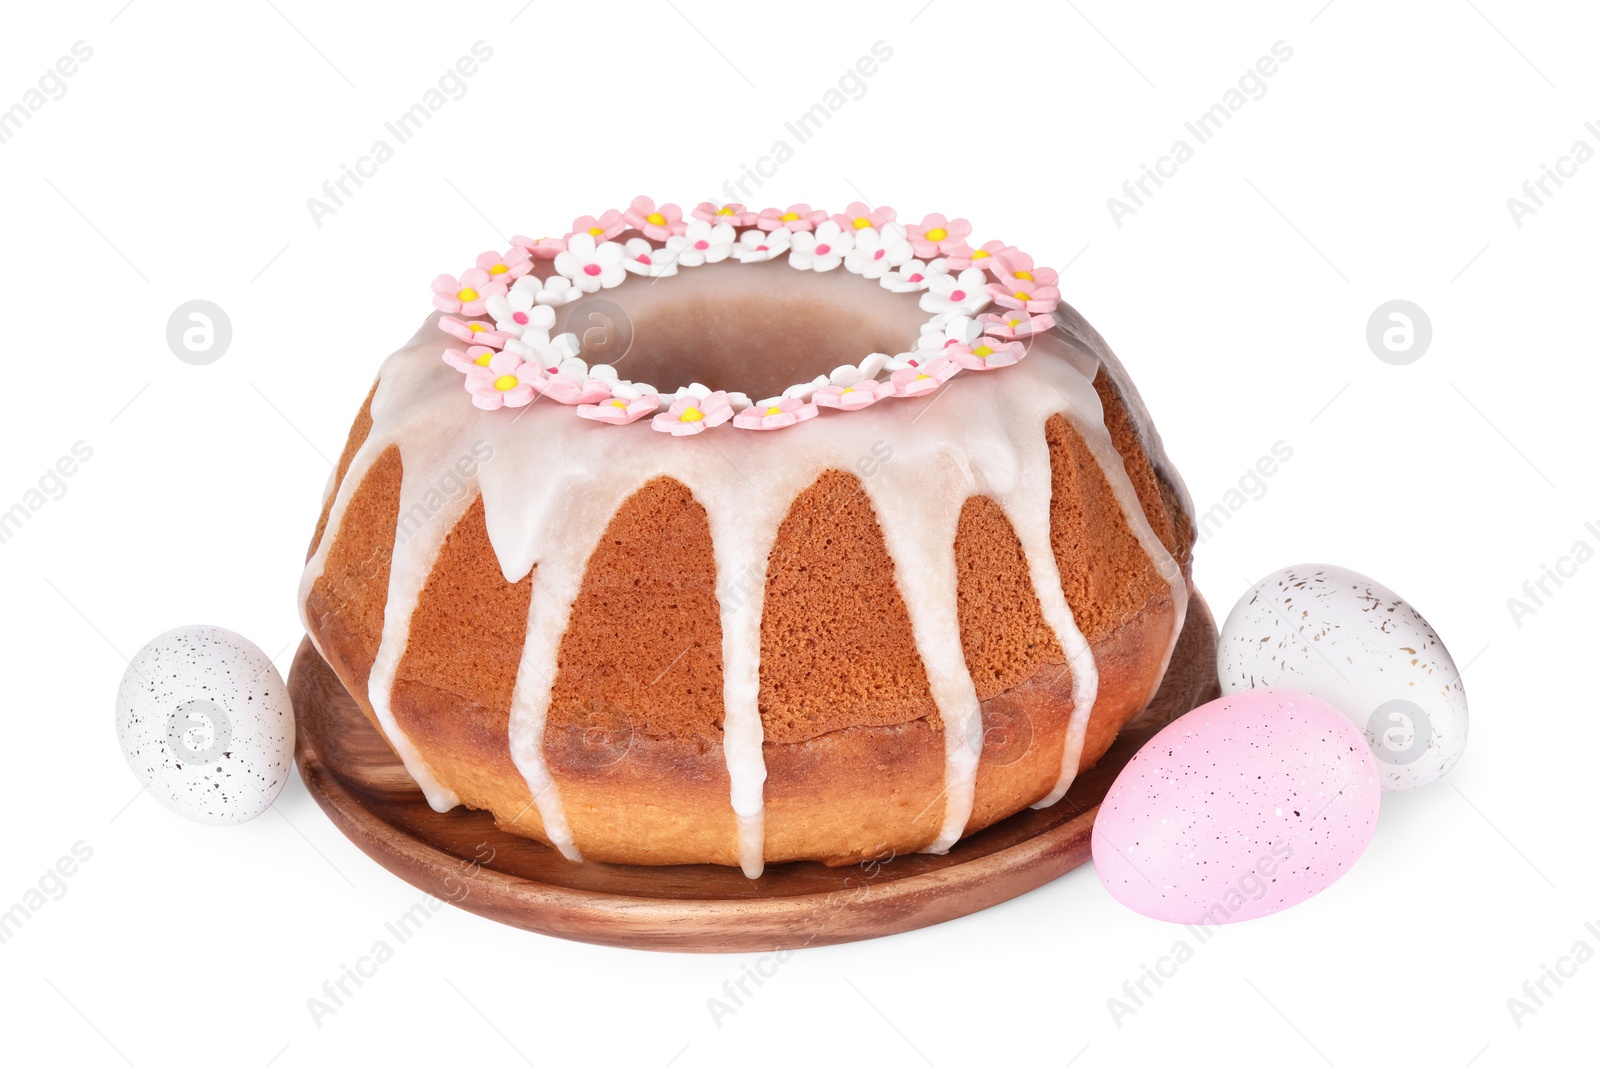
[816,243,831,255]
[636,254,652,264]
[694,240,709,250]
[950,289,966,301]
[583,263,602,276]
[512,311,529,325]
[873,249,885,260]
[908,273,923,283]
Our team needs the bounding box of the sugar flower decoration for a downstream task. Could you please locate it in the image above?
[733,395,820,430]
[832,202,897,233]
[622,237,680,278]
[880,258,942,293]
[442,344,499,372]
[624,195,686,241]
[905,214,973,258]
[439,315,509,348]
[845,226,914,280]
[539,357,614,406]
[652,389,736,435]
[465,351,543,410]
[814,378,894,410]
[889,357,960,398]
[948,339,1026,371]
[555,233,627,292]
[963,240,1020,272]
[757,204,826,232]
[431,269,507,317]
[578,383,661,426]
[485,278,558,339]
[510,235,567,259]
[475,248,533,284]
[533,276,582,306]
[675,220,737,266]
[919,268,992,315]
[568,210,628,242]
[694,201,758,227]
[979,310,1055,339]
[788,221,854,272]
[730,226,793,262]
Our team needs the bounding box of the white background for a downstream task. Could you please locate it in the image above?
[2,1,1596,1064]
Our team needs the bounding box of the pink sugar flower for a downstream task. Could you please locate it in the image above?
[540,369,614,406]
[956,240,1019,272]
[438,315,509,348]
[464,351,543,409]
[510,234,568,259]
[906,213,973,258]
[475,247,533,283]
[979,311,1055,340]
[431,269,507,317]
[948,339,1027,371]
[889,357,960,398]
[831,201,897,233]
[813,378,894,411]
[987,276,1061,313]
[623,195,686,240]
[577,390,661,426]
[442,344,499,373]
[733,395,820,431]
[693,201,758,227]
[989,252,1059,287]
[651,391,736,436]
[567,209,628,242]
[757,203,826,232]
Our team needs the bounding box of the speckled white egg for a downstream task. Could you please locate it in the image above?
[115,625,294,824]
[1218,564,1468,790]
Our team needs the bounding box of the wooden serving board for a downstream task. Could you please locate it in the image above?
[290,595,1217,952]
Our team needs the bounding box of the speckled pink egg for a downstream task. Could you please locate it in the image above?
[1092,689,1381,924]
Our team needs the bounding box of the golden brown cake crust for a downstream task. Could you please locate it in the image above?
[303,363,1194,867]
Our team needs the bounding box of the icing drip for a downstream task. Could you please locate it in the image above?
[300,286,1192,874]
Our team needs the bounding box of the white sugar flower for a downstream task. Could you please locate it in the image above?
[844,226,914,279]
[788,221,854,272]
[730,226,792,262]
[675,220,736,266]
[918,267,992,315]
[621,237,679,278]
[533,276,582,306]
[915,314,981,352]
[484,277,557,341]
[880,258,942,293]
[506,330,581,370]
[554,233,626,292]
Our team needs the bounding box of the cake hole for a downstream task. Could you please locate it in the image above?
[551,258,928,399]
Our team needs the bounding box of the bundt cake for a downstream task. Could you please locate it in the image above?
[299,198,1195,877]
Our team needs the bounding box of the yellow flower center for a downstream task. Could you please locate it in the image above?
[971,249,990,259]
[780,211,800,222]
[852,217,873,229]
[765,405,784,416]
[915,373,931,381]
[1007,317,1022,328]
[488,263,509,275]
[475,351,493,367]
[467,322,487,332]
[493,375,519,391]
[841,386,855,393]
[1013,270,1033,281]
[973,345,994,358]
[456,288,479,302]
[925,227,948,242]
[646,212,667,226]
[679,407,705,423]
[588,226,604,237]
[716,207,735,216]
[1014,291,1030,301]
[609,399,628,408]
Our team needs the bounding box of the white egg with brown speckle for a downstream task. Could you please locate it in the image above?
[1218,564,1468,790]
[115,625,294,824]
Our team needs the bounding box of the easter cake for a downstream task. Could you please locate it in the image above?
[299,197,1196,876]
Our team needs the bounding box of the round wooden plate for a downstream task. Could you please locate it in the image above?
[290,595,1217,952]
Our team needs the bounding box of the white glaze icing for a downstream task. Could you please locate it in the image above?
[300,264,1190,877]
